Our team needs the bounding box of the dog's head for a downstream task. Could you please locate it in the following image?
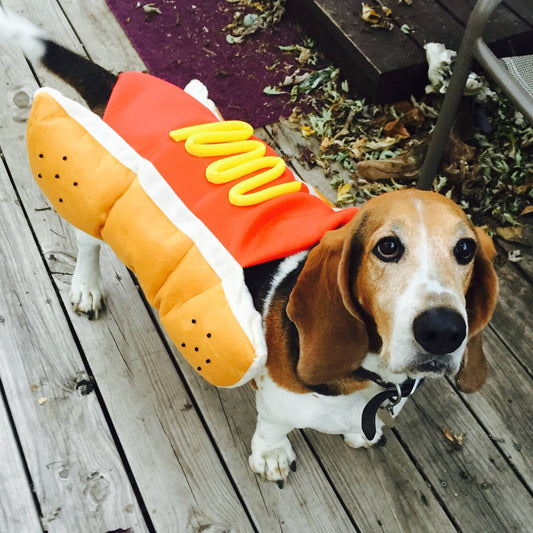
[287,189,498,392]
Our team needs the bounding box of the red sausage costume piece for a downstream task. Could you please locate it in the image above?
[103,72,357,267]
[26,72,357,387]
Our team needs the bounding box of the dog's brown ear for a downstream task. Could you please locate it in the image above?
[455,332,487,393]
[456,227,498,392]
[287,217,368,385]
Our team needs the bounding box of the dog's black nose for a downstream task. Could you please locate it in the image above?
[413,307,466,355]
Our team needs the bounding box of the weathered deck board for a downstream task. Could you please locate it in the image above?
[505,0,533,26]
[395,374,533,532]
[0,152,148,531]
[305,429,457,532]
[490,260,533,373]
[0,0,532,531]
[465,326,533,485]
[0,390,43,532]
[435,0,532,51]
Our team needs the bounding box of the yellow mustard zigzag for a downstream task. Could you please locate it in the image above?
[169,120,302,206]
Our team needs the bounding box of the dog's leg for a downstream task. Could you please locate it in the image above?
[69,229,103,320]
[249,415,296,487]
[343,425,384,449]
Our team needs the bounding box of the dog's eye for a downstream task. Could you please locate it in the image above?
[454,238,477,265]
[373,236,404,262]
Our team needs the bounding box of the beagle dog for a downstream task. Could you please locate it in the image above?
[1,10,498,486]
[246,191,497,483]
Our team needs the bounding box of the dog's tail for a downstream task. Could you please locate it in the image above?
[0,8,117,115]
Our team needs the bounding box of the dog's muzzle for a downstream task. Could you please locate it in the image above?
[413,307,466,361]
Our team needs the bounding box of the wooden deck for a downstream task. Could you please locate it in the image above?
[287,0,533,102]
[0,1,532,531]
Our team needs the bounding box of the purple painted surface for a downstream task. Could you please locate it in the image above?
[105,0,306,127]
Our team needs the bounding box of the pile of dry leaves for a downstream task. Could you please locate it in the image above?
[288,63,533,232]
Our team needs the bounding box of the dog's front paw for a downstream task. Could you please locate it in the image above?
[69,275,103,320]
[249,439,297,488]
[343,427,383,449]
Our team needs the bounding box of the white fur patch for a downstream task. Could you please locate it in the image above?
[261,251,308,322]
[69,230,103,319]
[0,9,46,61]
[184,79,223,120]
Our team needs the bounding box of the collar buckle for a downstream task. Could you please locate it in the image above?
[385,384,403,411]
[360,376,423,441]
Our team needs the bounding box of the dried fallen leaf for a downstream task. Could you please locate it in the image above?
[281,69,310,87]
[336,182,354,204]
[448,129,475,162]
[361,3,381,24]
[383,118,410,139]
[263,85,284,95]
[225,0,285,42]
[361,3,393,30]
[356,153,418,181]
[365,136,400,150]
[350,137,368,160]
[297,66,338,94]
[301,125,315,137]
[320,136,333,150]
[442,426,465,448]
[496,225,523,242]
[508,250,522,263]
[394,101,426,128]
[520,205,533,217]
[142,3,161,15]
[297,47,313,65]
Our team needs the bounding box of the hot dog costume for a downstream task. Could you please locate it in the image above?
[26,72,357,387]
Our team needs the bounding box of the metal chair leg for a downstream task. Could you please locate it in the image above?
[416,0,503,190]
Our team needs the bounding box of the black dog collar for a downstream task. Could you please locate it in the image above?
[354,368,423,441]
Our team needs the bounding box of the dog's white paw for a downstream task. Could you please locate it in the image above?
[343,428,383,449]
[249,439,296,488]
[69,275,103,320]
[70,230,103,320]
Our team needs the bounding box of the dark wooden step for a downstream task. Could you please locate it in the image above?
[287,0,533,102]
